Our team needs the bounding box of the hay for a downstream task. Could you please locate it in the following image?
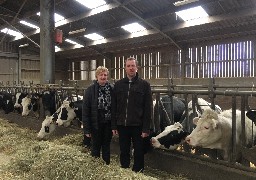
[0,118,188,180]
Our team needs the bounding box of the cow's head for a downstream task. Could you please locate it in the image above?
[21,96,32,116]
[151,122,188,150]
[185,109,221,148]
[37,116,56,139]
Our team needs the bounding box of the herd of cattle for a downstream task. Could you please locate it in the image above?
[0,90,83,138]
[1,90,256,164]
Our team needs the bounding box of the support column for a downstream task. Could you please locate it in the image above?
[40,0,55,84]
[18,48,21,84]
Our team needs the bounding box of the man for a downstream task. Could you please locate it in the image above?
[111,57,152,172]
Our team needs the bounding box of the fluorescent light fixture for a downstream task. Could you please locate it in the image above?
[20,20,39,29]
[37,12,65,22]
[1,28,23,38]
[84,33,104,40]
[175,6,208,21]
[19,43,29,48]
[55,46,61,52]
[68,28,86,35]
[75,0,106,9]
[121,23,146,33]
[173,0,199,6]
[65,39,83,46]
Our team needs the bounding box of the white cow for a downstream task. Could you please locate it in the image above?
[185,109,256,161]
[181,98,222,133]
[187,98,222,117]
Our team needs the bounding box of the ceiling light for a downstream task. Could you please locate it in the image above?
[65,38,83,46]
[75,0,106,9]
[121,23,146,33]
[20,20,39,29]
[68,28,86,35]
[173,0,199,6]
[55,46,61,52]
[175,6,208,21]
[84,33,104,41]
[19,43,29,48]
[1,28,23,38]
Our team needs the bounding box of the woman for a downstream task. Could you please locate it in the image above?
[82,66,113,165]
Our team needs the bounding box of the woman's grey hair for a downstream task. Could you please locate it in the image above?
[95,66,109,78]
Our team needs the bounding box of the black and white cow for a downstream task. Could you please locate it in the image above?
[14,92,28,113]
[151,97,222,151]
[0,92,14,114]
[246,109,256,126]
[21,93,41,118]
[154,95,186,133]
[37,100,83,139]
[151,122,188,150]
[42,90,56,116]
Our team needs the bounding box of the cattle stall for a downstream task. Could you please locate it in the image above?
[0,79,256,179]
[149,78,256,179]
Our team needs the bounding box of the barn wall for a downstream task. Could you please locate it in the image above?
[20,53,40,84]
[0,42,18,84]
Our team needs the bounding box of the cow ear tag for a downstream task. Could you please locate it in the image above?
[45,126,50,133]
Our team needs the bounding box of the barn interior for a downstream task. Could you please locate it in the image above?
[1,0,256,179]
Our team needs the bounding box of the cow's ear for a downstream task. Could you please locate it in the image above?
[193,117,200,125]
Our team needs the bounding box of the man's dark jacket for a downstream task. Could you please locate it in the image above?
[111,73,152,133]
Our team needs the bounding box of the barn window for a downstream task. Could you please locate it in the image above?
[186,41,255,78]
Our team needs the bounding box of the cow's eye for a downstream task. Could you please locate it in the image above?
[204,127,209,129]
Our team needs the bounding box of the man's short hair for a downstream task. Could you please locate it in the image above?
[125,57,138,66]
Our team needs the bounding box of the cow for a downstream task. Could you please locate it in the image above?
[14,92,28,114]
[55,100,76,127]
[37,100,83,139]
[246,109,256,126]
[37,113,57,139]
[150,97,223,155]
[42,90,56,116]
[151,122,188,150]
[185,109,256,162]
[154,95,186,133]
[0,92,14,114]
[181,97,222,133]
[21,93,40,118]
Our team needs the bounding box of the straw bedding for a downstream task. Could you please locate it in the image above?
[0,116,187,180]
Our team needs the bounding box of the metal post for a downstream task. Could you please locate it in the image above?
[40,0,55,84]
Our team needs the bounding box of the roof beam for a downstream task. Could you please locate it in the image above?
[112,0,182,50]
[13,2,120,39]
[58,6,256,52]
[142,0,219,20]
[162,7,256,32]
